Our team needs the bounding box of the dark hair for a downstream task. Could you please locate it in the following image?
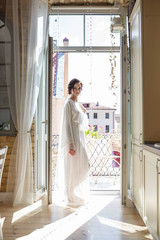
[68,78,83,94]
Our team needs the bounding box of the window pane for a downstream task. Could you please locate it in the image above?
[49,14,120,47]
[105,113,109,119]
[0,109,10,131]
[0,20,13,134]
[85,15,120,46]
[0,66,6,81]
[105,125,109,133]
[49,15,84,46]
[0,91,9,108]
[94,113,97,119]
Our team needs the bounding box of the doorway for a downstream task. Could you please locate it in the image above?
[48,11,129,201]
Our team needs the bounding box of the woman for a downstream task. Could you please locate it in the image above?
[54,78,90,206]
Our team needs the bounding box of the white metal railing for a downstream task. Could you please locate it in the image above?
[52,132,121,188]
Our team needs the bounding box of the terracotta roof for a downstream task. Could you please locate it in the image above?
[82,102,116,111]
[86,106,116,110]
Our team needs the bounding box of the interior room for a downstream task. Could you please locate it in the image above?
[0,0,160,239]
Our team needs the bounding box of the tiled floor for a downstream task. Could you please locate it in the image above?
[0,193,153,240]
[89,176,120,191]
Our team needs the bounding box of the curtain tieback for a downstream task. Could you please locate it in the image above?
[18,131,31,134]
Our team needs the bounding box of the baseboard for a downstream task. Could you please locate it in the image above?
[126,189,135,208]
[144,217,159,240]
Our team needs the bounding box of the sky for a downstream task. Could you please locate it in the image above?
[49,15,121,113]
[68,52,120,113]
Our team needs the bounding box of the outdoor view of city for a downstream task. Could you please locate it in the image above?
[49,14,121,191]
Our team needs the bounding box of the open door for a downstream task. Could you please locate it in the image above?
[121,34,132,206]
[34,38,50,202]
[121,34,127,205]
[48,36,53,204]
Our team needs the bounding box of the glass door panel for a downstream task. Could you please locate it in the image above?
[35,61,48,193]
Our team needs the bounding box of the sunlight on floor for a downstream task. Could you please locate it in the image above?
[0,217,5,239]
[1,193,153,240]
[12,199,43,224]
[0,217,5,228]
[16,195,115,240]
[97,216,152,239]
[98,216,147,233]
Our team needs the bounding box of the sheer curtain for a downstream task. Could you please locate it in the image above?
[5,0,48,206]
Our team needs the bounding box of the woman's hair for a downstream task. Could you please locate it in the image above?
[68,78,83,94]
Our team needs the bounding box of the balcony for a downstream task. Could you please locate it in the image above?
[52,131,120,191]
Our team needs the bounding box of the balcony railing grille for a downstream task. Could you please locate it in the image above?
[52,132,121,188]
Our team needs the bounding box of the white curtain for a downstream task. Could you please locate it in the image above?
[5,0,48,206]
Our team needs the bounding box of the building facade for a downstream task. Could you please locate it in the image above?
[52,37,69,136]
[83,102,116,133]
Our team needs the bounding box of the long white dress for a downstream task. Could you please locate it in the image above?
[54,98,90,206]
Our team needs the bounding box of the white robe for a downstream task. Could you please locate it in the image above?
[54,98,89,206]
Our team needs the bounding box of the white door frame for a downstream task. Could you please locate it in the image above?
[48,9,130,205]
[121,34,127,205]
[34,47,49,202]
[48,37,53,204]
[121,34,133,207]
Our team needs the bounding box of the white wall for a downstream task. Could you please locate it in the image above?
[86,109,115,133]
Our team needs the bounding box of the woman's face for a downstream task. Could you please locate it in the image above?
[71,82,82,97]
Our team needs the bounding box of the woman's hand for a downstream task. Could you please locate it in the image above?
[69,149,76,156]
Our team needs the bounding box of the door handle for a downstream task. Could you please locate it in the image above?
[139,149,143,162]
[42,120,48,125]
[139,133,142,144]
